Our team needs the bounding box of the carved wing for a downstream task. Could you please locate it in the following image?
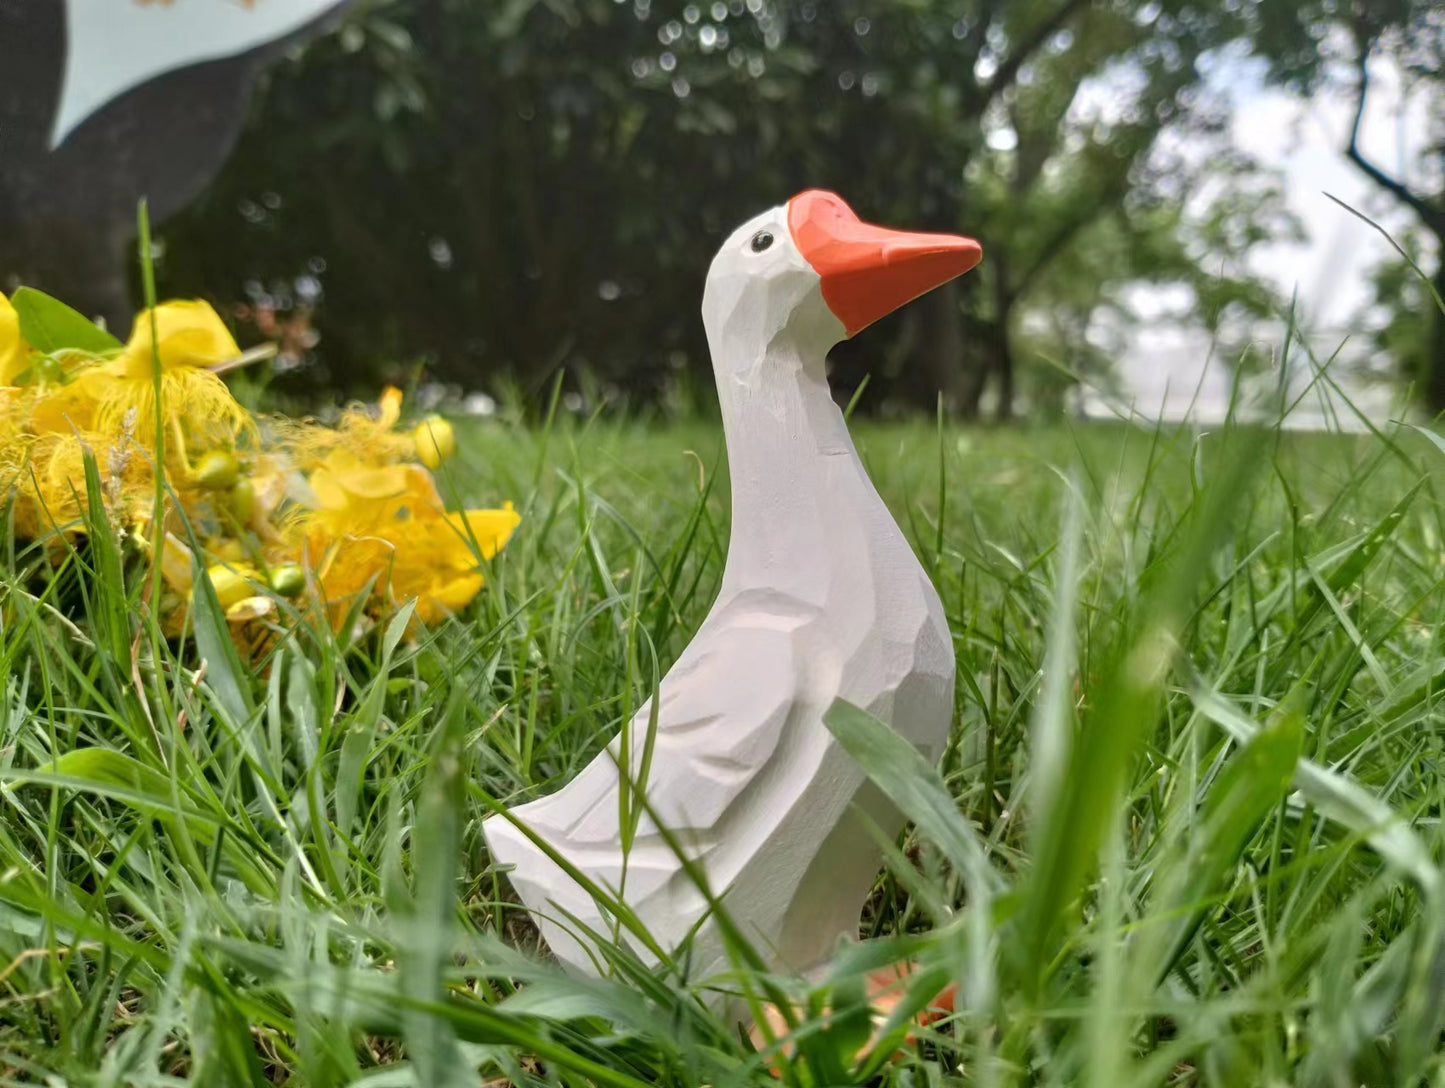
[507,617,803,853]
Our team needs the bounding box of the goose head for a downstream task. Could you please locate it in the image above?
[701,189,982,375]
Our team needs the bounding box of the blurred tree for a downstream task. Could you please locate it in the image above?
[1007,156,1299,415]
[1354,235,1433,397]
[941,7,1296,417]
[1246,0,1445,411]
[156,0,1290,415]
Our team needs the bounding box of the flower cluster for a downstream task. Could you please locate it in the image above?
[0,289,517,643]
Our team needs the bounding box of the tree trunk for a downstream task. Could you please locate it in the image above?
[916,280,973,416]
[994,332,1015,421]
[1429,262,1445,416]
[991,253,1014,422]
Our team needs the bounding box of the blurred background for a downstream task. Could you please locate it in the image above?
[1,0,1440,424]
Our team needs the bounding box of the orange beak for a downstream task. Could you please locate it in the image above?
[788,189,983,337]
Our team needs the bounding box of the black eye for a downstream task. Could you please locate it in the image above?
[751,230,774,252]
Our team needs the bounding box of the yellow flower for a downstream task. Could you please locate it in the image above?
[388,505,520,624]
[446,506,520,563]
[0,292,516,644]
[281,385,413,472]
[12,424,155,539]
[78,300,252,449]
[0,388,22,473]
[308,452,441,530]
[2,302,253,548]
[377,385,403,428]
[369,511,516,626]
[301,444,519,626]
[412,416,455,469]
[0,293,30,386]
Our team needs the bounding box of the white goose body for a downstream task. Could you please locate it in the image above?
[484,191,981,980]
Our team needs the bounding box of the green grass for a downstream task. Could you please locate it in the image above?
[2,409,1444,1086]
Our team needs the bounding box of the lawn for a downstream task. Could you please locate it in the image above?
[1,411,1443,1086]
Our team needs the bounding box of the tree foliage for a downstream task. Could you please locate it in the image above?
[1246,0,1445,409]
[157,0,1294,415]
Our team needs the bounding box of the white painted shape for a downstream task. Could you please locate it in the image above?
[483,201,955,993]
[52,0,346,148]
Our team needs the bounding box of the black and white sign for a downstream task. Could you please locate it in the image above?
[0,0,350,325]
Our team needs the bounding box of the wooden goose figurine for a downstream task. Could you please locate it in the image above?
[485,190,982,985]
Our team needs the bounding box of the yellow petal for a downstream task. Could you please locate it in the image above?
[310,452,414,505]
[377,386,404,428]
[337,463,416,501]
[225,596,276,624]
[120,300,240,379]
[0,293,30,386]
[306,465,350,511]
[445,503,521,561]
[27,378,99,434]
[412,573,485,625]
[86,363,251,450]
[158,533,196,596]
[204,563,259,609]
